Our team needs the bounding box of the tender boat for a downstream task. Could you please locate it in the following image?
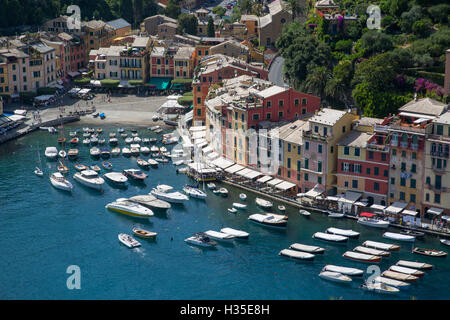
[255,197,272,209]
[74,163,88,171]
[50,172,73,192]
[373,276,410,290]
[388,265,424,277]
[207,183,216,190]
[228,208,238,214]
[248,213,287,228]
[319,271,352,283]
[98,139,106,145]
[383,232,415,242]
[363,240,400,251]
[58,150,67,158]
[140,146,150,154]
[312,232,348,243]
[233,202,247,210]
[353,246,390,257]
[396,260,433,270]
[412,247,447,258]
[90,147,101,157]
[102,161,113,170]
[137,158,150,169]
[204,230,235,242]
[361,282,400,294]
[90,165,101,172]
[90,137,98,145]
[218,187,228,197]
[68,149,79,159]
[381,270,418,282]
[118,233,141,248]
[150,146,159,152]
[289,243,325,254]
[125,137,133,144]
[34,167,43,177]
[239,193,247,200]
[128,195,171,210]
[148,159,158,167]
[299,209,311,217]
[343,251,381,263]
[106,198,154,218]
[104,172,128,185]
[122,148,132,157]
[220,228,249,239]
[45,147,58,159]
[132,227,157,239]
[328,211,345,218]
[70,137,79,145]
[109,138,118,146]
[185,233,217,248]
[83,138,90,145]
[151,185,189,203]
[73,170,105,190]
[57,162,68,174]
[279,249,315,261]
[440,239,450,247]
[278,205,286,212]
[100,148,111,158]
[111,147,121,156]
[123,169,147,181]
[357,217,390,228]
[400,229,425,239]
[183,185,207,199]
[322,265,364,277]
[326,227,360,239]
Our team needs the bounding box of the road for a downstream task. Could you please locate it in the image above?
[268,56,287,87]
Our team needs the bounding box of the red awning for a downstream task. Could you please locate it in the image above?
[360,212,376,218]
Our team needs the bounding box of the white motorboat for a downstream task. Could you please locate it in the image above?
[395,260,433,270]
[151,185,189,203]
[133,136,142,143]
[73,170,105,190]
[255,197,272,209]
[83,138,90,145]
[353,246,390,257]
[289,243,325,254]
[58,150,67,158]
[118,233,141,248]
[357,217,390,228]
[90,147,101,157]
[239,193,247,201]
[363,240,400,251]
[183,185,207,199]
[220,228,249,239]
[104,172,128,185]
[218,187,228,197]
[111,147,121,156]
[122,147,132,156]
[50,172,73,192]
[278,205,286,212]
[140,146,150,154]
[388,265,424,277]
[155,157,169,163]
[228,208,237,214]
[373,276,410,290]
[106,198,154,218]
[326,227,360,239]
[361,281,400,294]
[34,167,43,177]
[279,249,314,261]
[173,160,184,166]
[299,209,311,216]
[109,138,118,146]
[148,159,158,167]
[130,147,140,156]
[343,251,381,263]
[381,270,418,282]
[159,146,167,153]
[185,233,217,248]
[322,265,364,277]
[150,146,159,152]
[319,271,352,283]
[312,232,348,243]
[109,132,116,138]
[207,183,216,190]
[90,137,98,145]
[45,147,58,159]
[233,202,247,210]
[204,230,235,242]
[441,239,450,247]
[137,158,150,169]
[383,232,415,242]
[129,195,171,210]
[125,137,133,144]
[328,211,345,218]
[248,213,287,228]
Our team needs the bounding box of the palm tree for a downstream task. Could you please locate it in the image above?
[303,66,330,99]
[287,0,305,20]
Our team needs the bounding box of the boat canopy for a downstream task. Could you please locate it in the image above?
[275,181,296,191]
[360,212,376,218]
[225,164,244,174]
[427,207,443,215]
[211,157,234,169]
[385,201,408,214]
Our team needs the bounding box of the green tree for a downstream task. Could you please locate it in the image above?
[302,65,330,99]
[428,4,450,24]
[412,18,433,38]
[120,0,134,25]
[325,60,354,106]
[358,30,394,57]
[207,16,215,37]
[164,0,181,19]
[178,13,198,35]
[212,6,226,18]
[287,0,304,20]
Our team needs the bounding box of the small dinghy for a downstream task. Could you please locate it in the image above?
[312,232,348,243]
[132,227,157,239]
[400,229,425,239]
[255,197,272,209]
[278,205,286,212]
[239,193,247,200]
[319,271,352,283]
[322,265,364,277]
[111,147,121,156]
[228,208,238,214]
[299,209,311,216]
[389,265,424,277]
[279,249,314,261]
[104,172,128,185]
[361,282,400,294]
[233,203,247,210]
[122,148,132,157]
[248,213,287,228]
[328,211,344,218]
[34,167,43,177]
[381,270,418,282]
[363,240,400,251]
[343,251,381,263]
[125,137,133,144]
[118,233,141,248]
[412,247,447,258]
[204,230,235,242]
[373,276,410,290]
[70,137,79,145]
[74,163,88,171]
[207,183,216,190]
[68,149,79,159]
[185,233,217,248]
[218,187,228,197]
[396,260,433,270]
[102,161,113,170]
[326,227,360,239]
[83,138,90,145]
[148,159,158,167]
[90,147,101,157]
[90,165,101,172]
[353,246,390,257]
[289,243,325,254]
[440,239,450,247]
[137,158,150,169]
[383,232,415,242]
[220,228,249,239]
[123,169,147,181]
[58,150,67,158]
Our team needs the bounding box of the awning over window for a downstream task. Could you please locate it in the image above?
[385,201,408,214]
[427,207,443,215]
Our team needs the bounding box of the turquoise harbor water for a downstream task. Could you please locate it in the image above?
[0,125,449,300]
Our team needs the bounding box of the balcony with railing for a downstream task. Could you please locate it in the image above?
[426,184,448,192]
[374,124,389,133]
[302,130,332,142]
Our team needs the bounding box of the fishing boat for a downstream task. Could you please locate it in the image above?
[299,209,311,217]
[106,198,154,218]
[90,147,101,157]
[185,233,217,248]
[400,229,425,239]
[319,271,352,283]
[104,172,128,185]
[440,239,450,247]
[322,265,364,277]
[50,172,73,192]
[220,228,249,239]
[343,251,381,263]
[100,148,111,159]
[255,197,272,209]
[248,213,287,228]
[239,193,247,200]
[361,282,400,294]
[118,233,141,248]
[328,211,345,218]
[388,265,424,277]
[45,147,58,159]
[58,150,67,158]
[74,164,88,171]
[207,183,216,190]
[123,169,147,181]
[279,249,315,261]
[326,227,360,239]
[289,243,325,254]
[228,208,237,214]
[90,165,101,172]
[73,170,105,190]
[82,138,90,145]
[232,203,247,210]
[151,185,189,203]
[357,215,390,228]
[312,232,348,244]
[132,227,157,239]
[68,149,79,160]
[373,276,410,290]
[111,147,121,156]
[183,185,207,199]
[218,187,228,197]
[70,137,79,145]
[383,232,415,242]
[353,246,390,257]
[381,271,418,282]
[412,247,447,258]
[396,260,433,270]
[363,240,400,251]
[122,147,132,157]
[102,161,113,170]
[278,205,286,212]
[204,230,235,242]
[137,158,150,169]
[128,195,171,210]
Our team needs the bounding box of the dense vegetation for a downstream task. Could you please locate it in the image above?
[276,0,450,117]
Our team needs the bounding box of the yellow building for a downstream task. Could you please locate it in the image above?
[174,47,195,79]
[0,57,9,96]
[84,20,115,57]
